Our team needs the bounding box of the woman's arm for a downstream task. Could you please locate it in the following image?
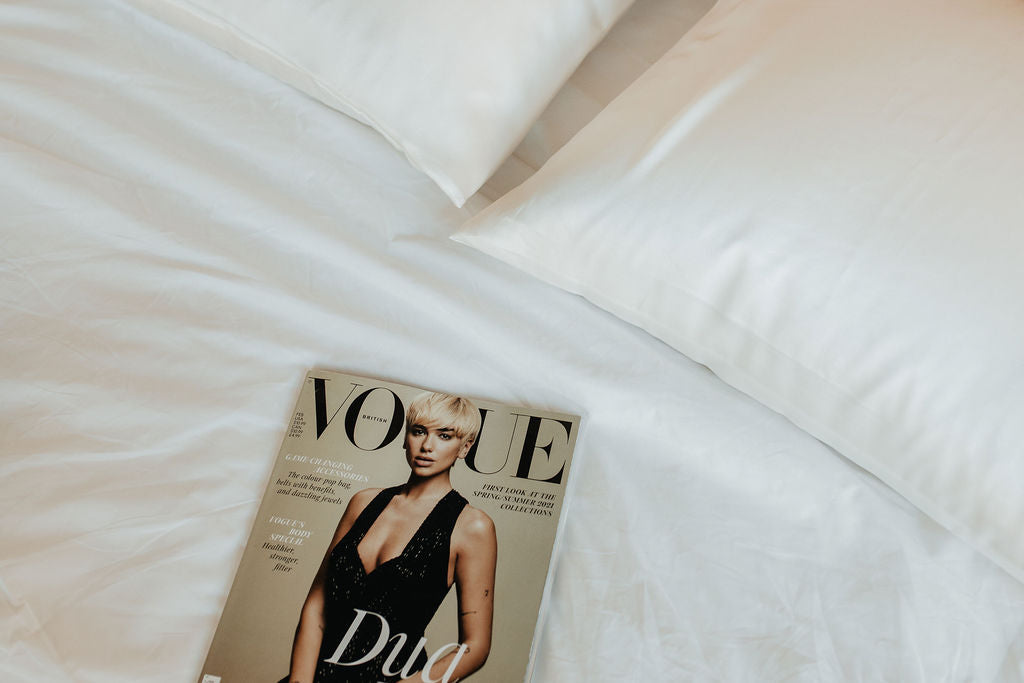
[405,508,497,682]
[288,489,378,683]
[288,564,326,683]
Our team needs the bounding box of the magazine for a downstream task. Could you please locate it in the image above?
[197,369,580,683]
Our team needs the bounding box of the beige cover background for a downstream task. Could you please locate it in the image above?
[199,371,579,683]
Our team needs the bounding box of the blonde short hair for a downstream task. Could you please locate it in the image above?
[405,392,481,443]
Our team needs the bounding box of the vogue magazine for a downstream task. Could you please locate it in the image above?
[198,369,580,683]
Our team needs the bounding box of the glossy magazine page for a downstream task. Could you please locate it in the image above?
[197,369,580,683]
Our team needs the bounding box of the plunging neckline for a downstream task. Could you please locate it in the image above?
[355,488,455,578]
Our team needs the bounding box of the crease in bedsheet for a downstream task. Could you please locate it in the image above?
[7,1,1024,681]
[0,574,75,682]
[1,46,451,215]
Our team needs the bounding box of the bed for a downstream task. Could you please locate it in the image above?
[4,0,1024,681]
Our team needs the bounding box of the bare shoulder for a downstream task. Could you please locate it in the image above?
[333,487,382,539]
[454,505,496,544]
[349,486,383,510]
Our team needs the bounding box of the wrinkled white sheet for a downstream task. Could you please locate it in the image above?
[2,1,1023,681]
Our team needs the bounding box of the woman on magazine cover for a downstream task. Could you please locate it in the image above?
[287,392,497,683]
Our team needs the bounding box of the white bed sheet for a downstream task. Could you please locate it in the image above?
[2,1,1024,681]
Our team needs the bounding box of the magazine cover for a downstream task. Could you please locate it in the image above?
[197,369,580,683]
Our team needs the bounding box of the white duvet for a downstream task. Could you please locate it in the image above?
[2,1,1023,681]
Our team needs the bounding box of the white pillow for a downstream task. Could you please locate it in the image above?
[125,0,634,207]
[456,0,1024,581]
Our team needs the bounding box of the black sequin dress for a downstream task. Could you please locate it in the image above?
[314,486,468,683]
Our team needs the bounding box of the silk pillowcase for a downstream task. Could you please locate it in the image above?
[125,0,634,207]
[455,0,1024,581]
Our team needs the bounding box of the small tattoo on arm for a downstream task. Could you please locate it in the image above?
[484,589,489,596]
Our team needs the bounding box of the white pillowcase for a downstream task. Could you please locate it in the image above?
[456,0,1024,581]
[126,0,634,207]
